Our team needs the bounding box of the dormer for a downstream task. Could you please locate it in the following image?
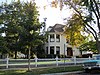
[47,26,53,31]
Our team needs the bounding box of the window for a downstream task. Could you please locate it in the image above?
[56,46,60,55]
[50,34,54,42]
[56,34,60,42]
[46,35,48,43]
[46,47,48,54]
[50,46,54,54]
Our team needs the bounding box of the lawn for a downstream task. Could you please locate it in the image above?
[0,66,83,75]
[0,59,72,66]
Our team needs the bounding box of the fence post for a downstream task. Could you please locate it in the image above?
[74,56,76,65]
[6,55,9,69]
[35,56,38,67]
[89,56,91,60]
[94,56,96,60]
[55,56,58,66]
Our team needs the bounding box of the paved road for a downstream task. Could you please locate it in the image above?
[65,72,100,75]
[41,71,100,75]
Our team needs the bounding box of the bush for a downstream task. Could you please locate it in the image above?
[45,54,56,58]
[82,54,92,58]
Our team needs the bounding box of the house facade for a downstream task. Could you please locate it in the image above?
[45,24,80,57]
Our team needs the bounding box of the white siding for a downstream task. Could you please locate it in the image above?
[45,32,68,55]
[45,32,81,57]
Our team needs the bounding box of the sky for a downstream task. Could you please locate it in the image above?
[36,0,73,29]
[0,0,73,29]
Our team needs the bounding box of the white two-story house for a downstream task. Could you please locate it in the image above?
[45,24,80,57]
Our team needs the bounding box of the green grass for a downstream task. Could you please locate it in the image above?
[0,60,72,66]
[0,61,56,66]
[0,66,83,75]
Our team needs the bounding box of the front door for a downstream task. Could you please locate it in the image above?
[67,47,73,56]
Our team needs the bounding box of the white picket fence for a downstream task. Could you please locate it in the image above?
[0,56,94,69]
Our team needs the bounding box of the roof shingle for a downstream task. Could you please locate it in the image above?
[48,24,65,32]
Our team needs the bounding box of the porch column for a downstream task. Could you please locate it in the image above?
[54,34,56,42]
[48,35,50,54]
[54,46,56,54]
[48,46,50,54]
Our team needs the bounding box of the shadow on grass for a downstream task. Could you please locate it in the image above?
[0,66,83,75]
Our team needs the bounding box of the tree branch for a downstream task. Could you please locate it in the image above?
[90,0,100,32]
[92,0,100,18]
[85,25,96,40]
[66,0,97,40]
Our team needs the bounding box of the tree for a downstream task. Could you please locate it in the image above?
[51,0,100,53]
[65,14,86,46]
[18,1,44,71]
[0,0,23,58]
[0,35,9,56]
[0,0,46,71]
[65,0,100,53]
[79,41,97,53]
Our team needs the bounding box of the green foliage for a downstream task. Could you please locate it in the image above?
[65,14,86,46]
[17,2,42,50]
[0,0,46,58]
[0,1,23,55]
[0,36,9,54]
[79,41,97,53]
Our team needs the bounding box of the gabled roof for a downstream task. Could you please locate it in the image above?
[48,24,65,32]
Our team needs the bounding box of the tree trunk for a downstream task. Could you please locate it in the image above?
[15,50,17,59]
[28,47,31,71]
[1,53,3,59]
[97,40,100,54]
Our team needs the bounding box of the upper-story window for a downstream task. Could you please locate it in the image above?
[56,34,60,42]
[50,34,54,42]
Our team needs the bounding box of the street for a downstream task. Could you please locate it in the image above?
[65,72,100,75]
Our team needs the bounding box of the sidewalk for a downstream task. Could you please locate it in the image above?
[41,71,83,75]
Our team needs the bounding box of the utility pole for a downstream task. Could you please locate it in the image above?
[64,44,66,70]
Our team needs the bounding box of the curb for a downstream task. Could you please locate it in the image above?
[41,71,83,75]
